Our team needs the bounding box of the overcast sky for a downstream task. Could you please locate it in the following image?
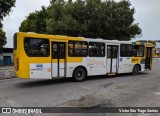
[2,0,160,48]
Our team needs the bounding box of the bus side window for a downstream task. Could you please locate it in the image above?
[133,45,144,57]
[52,43,58,58]
[68,41,88,57]
[120,44,133,57]
[107,46,111,58]
[13,33,17,50]
[24,38,50,57]
[89,42,105,57]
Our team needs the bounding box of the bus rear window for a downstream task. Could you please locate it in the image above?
[13,33,17,50]
[133,45,144,57]
[24,37,50,57]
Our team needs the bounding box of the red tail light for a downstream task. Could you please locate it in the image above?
[17,58,19,71]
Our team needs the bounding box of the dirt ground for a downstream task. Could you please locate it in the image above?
[0,66,15,79]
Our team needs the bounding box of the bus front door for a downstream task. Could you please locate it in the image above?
[52,42,66,78]
[145,47,152,70]
[107,45,119,74]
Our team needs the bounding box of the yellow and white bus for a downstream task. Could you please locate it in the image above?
[153,41,160,58]
[132,42,153,72]
[13,32,153,81]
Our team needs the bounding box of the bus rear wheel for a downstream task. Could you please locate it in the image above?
[73,67,86,82]
[132,65,140,75]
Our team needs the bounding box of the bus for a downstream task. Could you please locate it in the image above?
[153,41,160,58]
[132,42,153,71]
[13,32,153,81]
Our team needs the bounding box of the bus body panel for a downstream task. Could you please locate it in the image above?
[118,57,132,73]
[30,63,51,79]
[13,32,153,79]
[66,57,107,77]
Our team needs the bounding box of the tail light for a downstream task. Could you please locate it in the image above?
[17,58,19,71]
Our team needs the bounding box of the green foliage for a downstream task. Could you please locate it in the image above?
[0,0,16,52]
[19,0,142,40]
[0,29,7,52]
[19,6,48,33]
[138,40,155,45]
[0,0,16,22]
[148,40,155,45]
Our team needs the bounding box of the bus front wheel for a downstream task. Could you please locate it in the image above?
[73,67,86,82]
[132,65,140,75]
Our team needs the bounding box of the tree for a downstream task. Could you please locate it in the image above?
[0,0,16,21]
[19,0,142,41]
[138,40,156,46]
[0,0,16,52]
[148,40,155,45]
[19,6,48,33]
[0,29,7,53]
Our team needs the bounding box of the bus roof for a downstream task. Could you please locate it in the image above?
[16,32,134,44]
[15,32,83,41]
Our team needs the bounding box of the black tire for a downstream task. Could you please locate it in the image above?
[73,67,86,82]
[132,65,140,75]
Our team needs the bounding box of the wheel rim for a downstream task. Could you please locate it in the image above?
[134,66,139,74]
[76,69,84,78]
[73,68,86,81]
[75,68,86,80]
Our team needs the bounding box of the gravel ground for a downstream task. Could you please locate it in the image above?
[153,58,160,62]
[0,66,16,80]
[0,60,159,116]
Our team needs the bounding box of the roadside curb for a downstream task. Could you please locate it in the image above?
[0,76,17,80]
[153,58,160,62]
[0,67,16,80]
